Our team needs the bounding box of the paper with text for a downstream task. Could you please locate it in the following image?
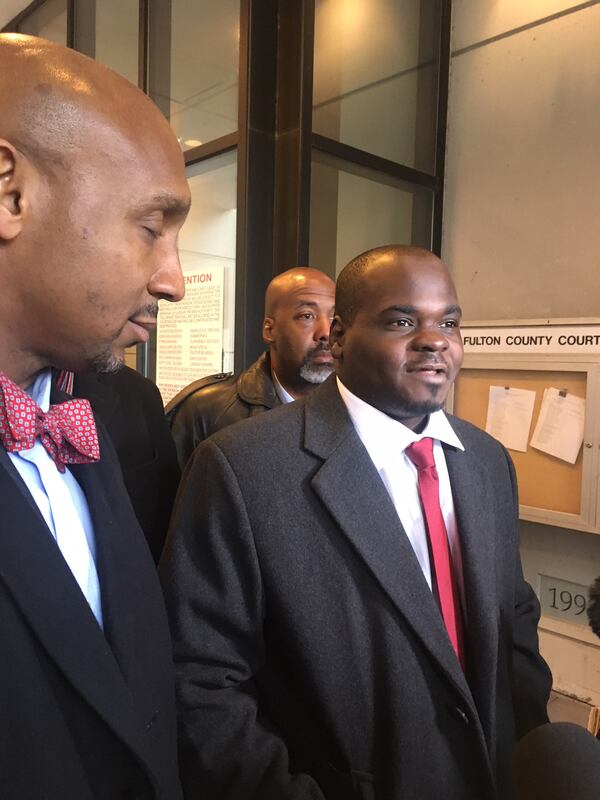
[530,388,585,464]
[485,386,536,452]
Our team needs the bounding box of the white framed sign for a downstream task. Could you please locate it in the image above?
[463,322,600,354]
[156,257,225,405]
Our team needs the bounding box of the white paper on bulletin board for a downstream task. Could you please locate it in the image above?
[485,385,536,452]
[156,255,224,405]
[530,387,585,464]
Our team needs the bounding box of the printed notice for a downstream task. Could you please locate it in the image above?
[530,388,585,464]
[485,386,536,452]
[156,262,224,405]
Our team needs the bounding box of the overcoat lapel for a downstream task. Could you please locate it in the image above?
[0,445,156,784]
[304,380,474,707]
[445,438,499,751]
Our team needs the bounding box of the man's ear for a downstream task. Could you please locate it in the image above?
[262,316,276,346]
[330,315,346,360]
[0,142,25,241]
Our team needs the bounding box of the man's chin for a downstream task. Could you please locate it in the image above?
[299,363,334,385]
[88,349,125,375]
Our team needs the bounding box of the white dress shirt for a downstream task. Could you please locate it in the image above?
[337,377,465,598]
[8,370,103,627]
[272,370,296,404]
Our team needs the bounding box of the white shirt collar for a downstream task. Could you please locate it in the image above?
[336,376,464,470]
[272,369,296,404]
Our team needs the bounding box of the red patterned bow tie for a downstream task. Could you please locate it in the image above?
[0,371,100,473]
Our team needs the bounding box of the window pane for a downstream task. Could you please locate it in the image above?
[18,0,67,44]
[95,0,138,84]
[156,151,237,404]
[149,0,240,151]
[309,151,433,276]
[313,0,440,173]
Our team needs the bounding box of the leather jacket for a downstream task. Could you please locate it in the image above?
[165,352,280,469]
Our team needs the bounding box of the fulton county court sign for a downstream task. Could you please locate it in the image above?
[462,324,600,354]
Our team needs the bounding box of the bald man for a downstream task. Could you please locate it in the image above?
[160,246,551,800]
[0,35,190,799]
[166,266,335,468]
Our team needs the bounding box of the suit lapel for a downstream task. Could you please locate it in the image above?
[304,380,473,705]
[0,444,155,782]
[0,444,47,525]
[52,381,137,682]
[445,438,499,749]
[70,449,137,684]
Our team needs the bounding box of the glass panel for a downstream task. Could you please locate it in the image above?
[313,0,440,173]
[149,0,240,151]
[124,346,137,370]
[95,0,138,84]
[156,151,237,405]
[18,0,67,44]
[309,151,433,277]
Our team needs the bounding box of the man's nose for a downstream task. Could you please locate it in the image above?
[148,247,185,303]
[411,328,448,351]
[314,314,331,341]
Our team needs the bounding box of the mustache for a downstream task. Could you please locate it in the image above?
[132,303,159,319]
[309,341,331,355]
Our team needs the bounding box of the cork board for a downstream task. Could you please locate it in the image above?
[453,369,586,514]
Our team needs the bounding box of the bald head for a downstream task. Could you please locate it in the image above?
[0,35,190,386]
[335,245,447,324]
[262,267,335,398]
[264,267,334,317]
[0,34,179,180]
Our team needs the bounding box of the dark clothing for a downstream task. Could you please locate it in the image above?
[74,367,180,563]
[0,384,182,800]
[589,577,600,638]
[165,352,280,469]
[160,376,552,800]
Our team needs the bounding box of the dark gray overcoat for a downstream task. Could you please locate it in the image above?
[161,376,551,800]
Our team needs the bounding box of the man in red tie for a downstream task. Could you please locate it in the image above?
[0,34,190,799]
[161,245,552,800]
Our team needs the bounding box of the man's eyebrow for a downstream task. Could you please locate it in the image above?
[379,304,463,316]
[381,304,418,315]
[135,194,191,216]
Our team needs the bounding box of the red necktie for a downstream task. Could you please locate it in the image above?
[0,371,100,473]
[405,438,465,668]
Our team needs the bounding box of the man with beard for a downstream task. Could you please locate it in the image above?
[0,34,190,798]
[160,245,551,800]
[166,266,335,468]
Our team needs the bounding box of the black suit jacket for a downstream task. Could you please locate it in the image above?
[160,376,552,800]
[74,368,180,563]
[0,394,182,800]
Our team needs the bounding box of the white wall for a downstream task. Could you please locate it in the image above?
[444,0,600,702]
[0,0,29,28]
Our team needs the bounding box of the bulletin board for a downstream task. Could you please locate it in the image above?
[453,369,585,514]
